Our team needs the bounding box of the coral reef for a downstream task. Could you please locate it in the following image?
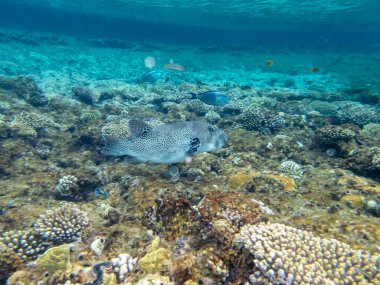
[250,96,277,108]
[0,76,47,106]
[143,196,205,241]
[308,100,338,116]
[90,236,107,256]
[80,108,102,122]
[138,236,171,274]
[205,110,220,123]
[72,86,99,105]
[55,175,79,198]
[136,273,173,285]
[187,99,210,115]
[1,30,380,285]
[10,112,59,137]
[170,253,198,284]
[110,253,138,282]
[240,107,286,133]
[6,244,73,285]
[279,160,303,180]
[223,101,246,114]
[0,243,22,282]
[362,123,380,137]
[33,203,89,244]
[234,223,380,284]
[101,119,131,139]
[197,191,263,235]
[317,125,356,144]
[34,244,72,275]
[336,101,379,126]
[0,230,49,261]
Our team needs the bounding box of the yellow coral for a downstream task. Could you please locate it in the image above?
[228,171,296,191]
[270,174,296,191]
[227,171,255,188]
[139,237,171,274]
[36,244,72,274]
[341,194,365,208]
[136,273,173,285]
[103,270,118,285]
[184,280,199,285]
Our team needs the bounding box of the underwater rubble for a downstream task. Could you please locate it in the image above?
[0,33,380,284]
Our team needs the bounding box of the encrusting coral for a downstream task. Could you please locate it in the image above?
[234,223,380,285]
[10,111,60,137]
[12,112,58,130]
[0,243,23,282]
[317,125,356,144]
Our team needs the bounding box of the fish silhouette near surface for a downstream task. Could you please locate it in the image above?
[139,70,162,83]
[309,66,320,73]
[266,59,274,66]
[163,63,186,72]
[101,120,228,164]
[186,90,230,106]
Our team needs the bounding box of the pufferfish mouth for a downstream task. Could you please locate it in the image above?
[217,132,228,147]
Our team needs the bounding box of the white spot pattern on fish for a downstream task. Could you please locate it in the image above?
[101,120,228,164]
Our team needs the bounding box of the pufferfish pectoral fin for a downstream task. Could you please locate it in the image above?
[186,137,201,156]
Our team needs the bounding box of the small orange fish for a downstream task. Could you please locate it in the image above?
[309,67,320,73]
[266,59,273,66]
[164,63,186,72]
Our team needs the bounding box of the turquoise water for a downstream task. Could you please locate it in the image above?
[0,1,380,285]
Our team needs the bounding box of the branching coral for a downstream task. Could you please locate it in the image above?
[240,107,285,134]
[10,112,60,136]
[33,203,89,244]
[0,230,49,261]
[234,223,380,285]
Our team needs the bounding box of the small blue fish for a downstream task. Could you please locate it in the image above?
[139,70,162,83]
[187,90,229,106]
[94,187,109,199]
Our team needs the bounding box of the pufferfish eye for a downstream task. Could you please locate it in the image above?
[208,126,215,132]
